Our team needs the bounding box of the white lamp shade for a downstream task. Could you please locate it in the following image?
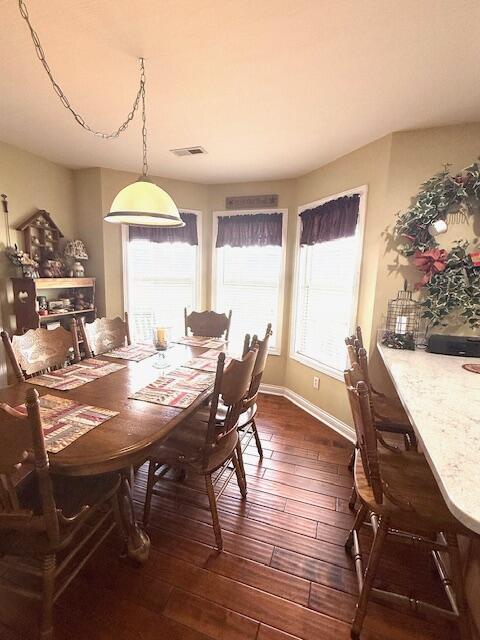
[105,178,184,227]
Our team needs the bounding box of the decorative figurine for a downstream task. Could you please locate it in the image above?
[64,239,89,278]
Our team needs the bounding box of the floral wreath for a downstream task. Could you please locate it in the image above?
[394,161,480,329]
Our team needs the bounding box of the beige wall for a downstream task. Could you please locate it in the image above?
[0,142,77,381]
[74,168,105,314]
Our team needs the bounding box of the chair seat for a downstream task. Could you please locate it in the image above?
[217,402,257,428]
[372,394,412,432]
[0,472,121,556]
[197,401,257,429]
[151,417,239,474]
[354,450,469,535]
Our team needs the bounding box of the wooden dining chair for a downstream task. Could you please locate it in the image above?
[1,323,80,382]
[79,313,131,358]
[0,387,125,640]
[143,347,258,550]
[214,323,272,459]
[344,363,474,640]
[184,308,232,340]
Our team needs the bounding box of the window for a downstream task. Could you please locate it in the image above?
[291,187,366,378]
[213,210,287,353]
[123,211,201,342]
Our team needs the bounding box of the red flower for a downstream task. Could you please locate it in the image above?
[413,249,447,288]
[470,251,480,267]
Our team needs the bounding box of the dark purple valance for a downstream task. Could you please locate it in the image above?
[129,212,198,245]
[216,213,283,248]
[299,194,360,246]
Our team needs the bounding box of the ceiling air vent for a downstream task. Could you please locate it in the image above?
[170,146,207,157]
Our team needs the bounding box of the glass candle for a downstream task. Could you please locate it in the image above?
[395,315,408,335]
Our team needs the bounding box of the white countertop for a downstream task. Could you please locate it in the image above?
[377,343,480,533]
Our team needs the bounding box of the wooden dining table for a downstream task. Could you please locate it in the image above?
[0,343,217,563]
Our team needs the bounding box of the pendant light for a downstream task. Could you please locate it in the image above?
[105,59,184,227]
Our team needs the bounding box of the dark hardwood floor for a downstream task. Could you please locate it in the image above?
[0,395,459,640]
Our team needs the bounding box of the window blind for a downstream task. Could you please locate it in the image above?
[294,234,359,373]
[215,244,282,350]
[126,235,198,342]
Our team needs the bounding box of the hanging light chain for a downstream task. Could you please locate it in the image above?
[18,0,145,140]
[140,59,148,177]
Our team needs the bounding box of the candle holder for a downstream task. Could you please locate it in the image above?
[152,326,170,369]
[381,282,419,350]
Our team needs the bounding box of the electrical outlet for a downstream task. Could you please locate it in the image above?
[313,376,320,390]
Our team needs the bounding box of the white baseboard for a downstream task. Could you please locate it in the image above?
[259,383,355,444]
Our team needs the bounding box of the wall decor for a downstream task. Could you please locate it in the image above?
[6,246,39,278]
[16,209,64,265]
[225,194,279,210]
[64,239,89,277]
[393,161,480,330]
[2,193,12,246]
[382,281,420,350]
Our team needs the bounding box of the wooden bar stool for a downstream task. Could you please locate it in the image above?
[343,362,474,640]
[346,327,416,449]
[345,328,417,510]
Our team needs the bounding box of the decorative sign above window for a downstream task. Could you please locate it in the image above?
[225,194,278,210]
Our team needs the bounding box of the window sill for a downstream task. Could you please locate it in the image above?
[289,351,344,382]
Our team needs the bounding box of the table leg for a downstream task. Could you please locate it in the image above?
[118,472,150,563]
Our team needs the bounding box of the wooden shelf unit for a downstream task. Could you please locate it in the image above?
[11,277,96,335]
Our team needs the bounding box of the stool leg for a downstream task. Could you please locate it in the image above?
[348,485,357,511]
[40,554,56,640]
[348,449,355,473]
[251,418,263,458]
[232,450,247,498]
[235,441,246,481]
[345,503,367,552]
[205,473,223,551]
[446,533,471,640]
[351,517,388,639]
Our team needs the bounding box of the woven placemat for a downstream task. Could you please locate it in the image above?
[26,359,126,390]
[16,395,118,453]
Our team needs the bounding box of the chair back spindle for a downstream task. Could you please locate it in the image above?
[356,346,374,390]
[344,365,383,504]
[355,326,365,349]
[346,342,358,367]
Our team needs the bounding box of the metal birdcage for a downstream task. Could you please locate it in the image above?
[382,281,419,350]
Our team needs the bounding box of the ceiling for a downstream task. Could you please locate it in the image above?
[1,0,479,184]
